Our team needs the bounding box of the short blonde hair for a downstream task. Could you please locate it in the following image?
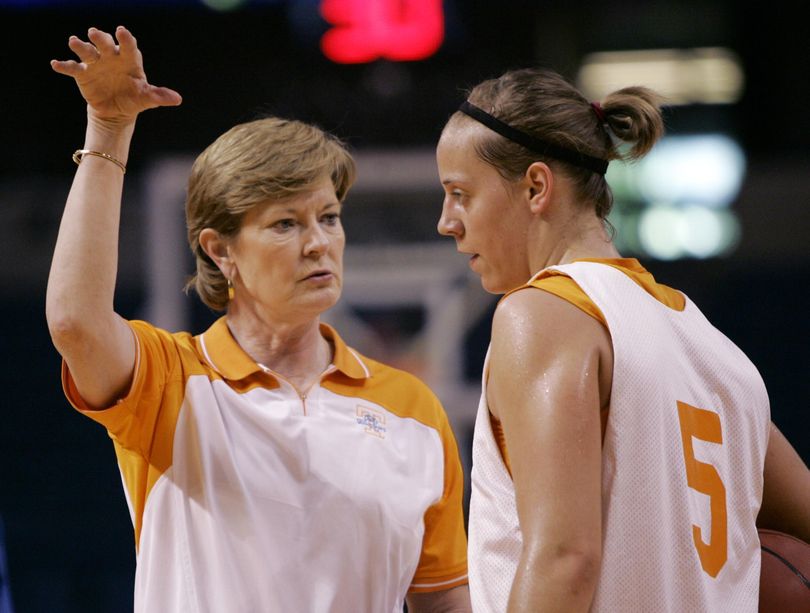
[185,117,356,311]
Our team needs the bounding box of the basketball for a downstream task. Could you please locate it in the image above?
[758,528,810,613]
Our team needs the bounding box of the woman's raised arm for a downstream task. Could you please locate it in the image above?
[46,26,181,409]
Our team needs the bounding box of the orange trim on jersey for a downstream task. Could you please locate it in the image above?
[490,417,512,477]
[492,258,685,476]
[525,258,685,326]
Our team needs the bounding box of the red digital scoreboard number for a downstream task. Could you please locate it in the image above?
[320,0,444,63]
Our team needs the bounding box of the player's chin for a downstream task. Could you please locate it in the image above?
[479,273,512,295]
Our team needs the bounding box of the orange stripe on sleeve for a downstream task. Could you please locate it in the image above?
[61,320,210,549]
[409,398,469,591]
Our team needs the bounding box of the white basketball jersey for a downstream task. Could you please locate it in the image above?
[469,261,770,612]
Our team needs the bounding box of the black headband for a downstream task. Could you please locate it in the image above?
[458,100,609,175]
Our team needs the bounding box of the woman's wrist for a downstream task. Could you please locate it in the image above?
[84,111,137,165]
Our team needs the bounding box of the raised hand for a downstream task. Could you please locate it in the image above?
[51,26,181,126]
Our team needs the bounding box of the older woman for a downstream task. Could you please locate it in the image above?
[46,26,470,613]
[435,67,810,612]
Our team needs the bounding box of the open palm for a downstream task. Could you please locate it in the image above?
[51,26,181,123]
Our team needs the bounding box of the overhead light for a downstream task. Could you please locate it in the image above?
[636,134,746,207]
[638,205,685,260]
[577,47,744,105]
[606,133,746,260]
[636,205,740,260]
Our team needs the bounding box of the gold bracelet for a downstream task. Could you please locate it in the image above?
[72,149,127,174]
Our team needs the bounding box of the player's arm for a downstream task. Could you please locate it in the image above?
[488,288,608,613]
[46,26,181,409]
[757,422,810,543]
[406,585,471,613]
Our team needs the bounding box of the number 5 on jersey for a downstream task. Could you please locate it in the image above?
[677,400,728,578]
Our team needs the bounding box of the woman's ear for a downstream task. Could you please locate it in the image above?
[525,161,554,214]
[199,228,234,278]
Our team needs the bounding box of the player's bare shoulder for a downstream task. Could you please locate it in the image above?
[493,285,605,348]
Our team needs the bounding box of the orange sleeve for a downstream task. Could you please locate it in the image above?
[61,320,192,456]
[522,259,685,319]
[410,399,469,593]
[61,320,202,548]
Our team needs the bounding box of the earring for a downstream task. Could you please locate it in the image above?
[227,279,235,301]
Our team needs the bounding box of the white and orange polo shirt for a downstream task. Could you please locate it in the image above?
[62,317,468,613]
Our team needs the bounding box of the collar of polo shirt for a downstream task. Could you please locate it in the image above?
[197,317,371,382]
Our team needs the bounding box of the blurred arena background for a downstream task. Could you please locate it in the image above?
[0,1,808,610]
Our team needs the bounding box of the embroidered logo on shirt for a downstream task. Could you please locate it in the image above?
[356,406,386,438]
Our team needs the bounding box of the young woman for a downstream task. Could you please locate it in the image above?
[436,67,810,612]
